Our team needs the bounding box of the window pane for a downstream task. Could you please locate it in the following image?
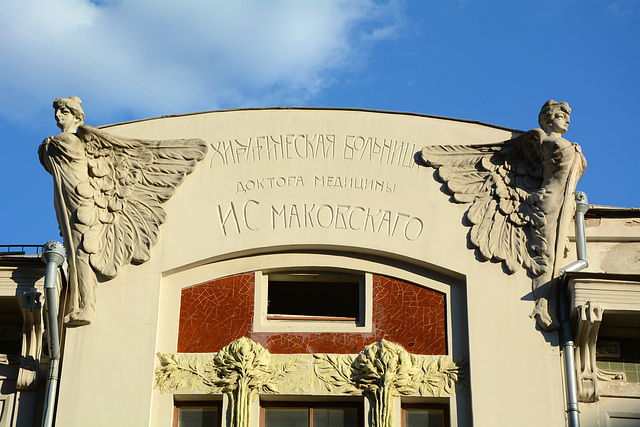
[264,408,309,427]
[313,408,358,427]
[405,409,444,427]
[268,276,360,320]
[179,407,218,427]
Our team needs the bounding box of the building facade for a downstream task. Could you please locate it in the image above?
[2,105,639,426]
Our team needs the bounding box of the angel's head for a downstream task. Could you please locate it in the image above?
[538,100,571,136]
[53,96,85,133]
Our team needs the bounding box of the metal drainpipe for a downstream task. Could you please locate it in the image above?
[41,241,65,427]
[559,192,589,427]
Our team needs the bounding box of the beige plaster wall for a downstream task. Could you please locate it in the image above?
[55,109,566,426]
[576,215,640,274]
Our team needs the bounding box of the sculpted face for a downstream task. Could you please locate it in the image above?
[55,106,81,133]
[547,110,570,135]
[538,100,571,136]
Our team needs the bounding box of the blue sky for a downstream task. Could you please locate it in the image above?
[1,0,639,245]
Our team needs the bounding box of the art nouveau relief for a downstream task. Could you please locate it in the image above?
[155,338,462,427]
[316,340,461,427]
[421,100,586,330]
[39,96,208,326]
[573,302,628,402]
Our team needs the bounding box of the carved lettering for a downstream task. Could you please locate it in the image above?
[244,200,260,231]
[316,204,334,228]
[271,205,286,229]
[349,206,366,230]
[210,134,337,166]
[267,203,422,240]
[217,203,241,235]
[304,203,315,227]
[377,210,392,234]
[404,217,424,241]
[288,204,301,228]
[335,205,349,229]
[314,176,396,194]
[209,133,419,170]
[236,176,304,193]
[364,208,380,232]
[343,136,418,169]
[267,135,282,160]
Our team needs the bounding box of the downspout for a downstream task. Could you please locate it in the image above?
[560,192,589,275]
[558,192,589,427]
[41,241,65,427]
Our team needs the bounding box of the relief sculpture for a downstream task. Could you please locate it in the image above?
[39,96,208,326]
[421,100,586,330]
[155,338,461,427]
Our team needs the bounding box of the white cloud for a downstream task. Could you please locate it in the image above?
[0,0,404,122]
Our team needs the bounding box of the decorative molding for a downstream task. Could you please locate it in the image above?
[16,288,43,390]
[156,338,462,427]
[316,340,460,427]
[39,96,207,326]
[574,302,604,402]
[573,302,629,402]
[421,100,586,330]
[569,277,640,311]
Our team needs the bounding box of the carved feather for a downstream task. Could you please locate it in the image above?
[76,126,207,279]
[422,134,546,277]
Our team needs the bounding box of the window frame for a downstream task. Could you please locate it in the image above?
[260,400,364,427]
[401,403,450,427]
[173,400,222,427]
[253,270,373,333]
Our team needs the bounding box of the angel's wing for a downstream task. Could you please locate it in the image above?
[421,129,548,276]
[75,125,208,278]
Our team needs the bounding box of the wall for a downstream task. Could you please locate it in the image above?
[53,109,566,426]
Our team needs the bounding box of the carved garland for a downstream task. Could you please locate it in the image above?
[155,338,462,427]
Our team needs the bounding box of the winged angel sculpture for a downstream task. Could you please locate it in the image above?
[39,96,208,326]
[421,101,586,330]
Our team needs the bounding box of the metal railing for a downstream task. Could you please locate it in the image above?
[0,245,45,256]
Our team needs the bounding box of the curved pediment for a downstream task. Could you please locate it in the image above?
[103,108,518,276]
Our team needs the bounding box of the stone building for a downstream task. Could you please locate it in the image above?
[1,103,638,426]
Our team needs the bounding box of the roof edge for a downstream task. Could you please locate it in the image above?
[100,106,523,133]
[586,205,640,218]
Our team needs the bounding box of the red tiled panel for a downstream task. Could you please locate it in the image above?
[370,275,447,355]
[178,273,255,353]
[178,273,447,355]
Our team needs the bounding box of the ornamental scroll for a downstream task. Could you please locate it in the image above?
[39,96,208,326]
[155,338,463,427]
[421,100,586,330]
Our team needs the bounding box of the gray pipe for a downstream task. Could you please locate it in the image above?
[559,192,589,427]
[560,288,580,427]
[560,192,589,275]
[41,241,65,427]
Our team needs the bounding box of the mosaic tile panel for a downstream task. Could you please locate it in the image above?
[371,275,446,355]
[178,273,446,355]
[178,273,255,353]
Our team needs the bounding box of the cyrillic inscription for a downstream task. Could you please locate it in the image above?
[209,133,420,169]
[210,134,336,166]
[343,135,417,168]
[217,201,423,241]
[236,176,304,193]
[314,176,396,193]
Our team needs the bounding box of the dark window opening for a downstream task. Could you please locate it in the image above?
[0,298,26,356]
[267,273,362,322]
